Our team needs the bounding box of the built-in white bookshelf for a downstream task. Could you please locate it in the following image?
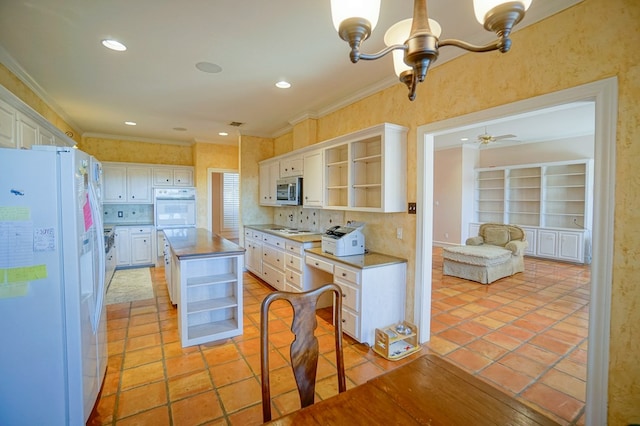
[473,159,593,264]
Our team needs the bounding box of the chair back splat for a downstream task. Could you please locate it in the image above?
[260,283,346,422]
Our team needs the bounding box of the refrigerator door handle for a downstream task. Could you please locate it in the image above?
[88,184,106,334]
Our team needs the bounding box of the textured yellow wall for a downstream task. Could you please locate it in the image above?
[80,136,193,165]
[239,135,275,227]
[273,132,293,157]
[292,118,318,150]
[0,64,81,144]
[192,142,240,229]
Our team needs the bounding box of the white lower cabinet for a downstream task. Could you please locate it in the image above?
[305,251,407,346]
[537,229,585,263]
[284,240,321,292]
[244,229,263,276]
[115,226,154,267]
[470,222,587,263]
[176,254,243,347]
[260,233,286,290]
[244,228,321,293]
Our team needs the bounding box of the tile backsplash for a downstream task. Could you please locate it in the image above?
[274,207,345,233]
[103,204,154,225]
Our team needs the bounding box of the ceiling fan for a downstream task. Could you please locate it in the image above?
[476,127,518,145]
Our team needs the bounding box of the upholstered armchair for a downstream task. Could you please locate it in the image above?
[443,223,528,284]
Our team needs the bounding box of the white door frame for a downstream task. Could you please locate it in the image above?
[207,167,239,234]
[415,77,617,426]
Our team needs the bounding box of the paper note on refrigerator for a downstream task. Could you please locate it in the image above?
[83,193,93,231]
[0,221,34,268]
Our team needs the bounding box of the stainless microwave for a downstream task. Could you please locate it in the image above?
[276,177,302,205]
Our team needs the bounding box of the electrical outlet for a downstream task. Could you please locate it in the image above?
[408,203,417,214]
[396,227,403,239]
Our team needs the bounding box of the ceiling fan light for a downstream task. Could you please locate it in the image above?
[330,0,381,32]
[473,0,532,25]
[384,18,441,77]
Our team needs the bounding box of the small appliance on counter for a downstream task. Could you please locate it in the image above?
[322,221,365,256]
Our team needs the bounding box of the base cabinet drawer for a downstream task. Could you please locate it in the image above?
[286,269,302,288]
[263,245,285,271]
[341,309,359,340]
[335,265,360,284]
[336,281,359,313]
[305,254,334,274]
[262,263,285,291]
[285,253,302,271]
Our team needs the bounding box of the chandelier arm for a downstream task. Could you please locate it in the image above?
[357,44,407,61]
[438,37,511,53]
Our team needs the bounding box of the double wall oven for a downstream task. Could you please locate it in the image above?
[154,188,197,230]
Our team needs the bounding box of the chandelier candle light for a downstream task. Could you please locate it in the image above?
[331,0,532,100]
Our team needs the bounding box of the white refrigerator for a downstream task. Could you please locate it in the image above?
[0,146,108,425]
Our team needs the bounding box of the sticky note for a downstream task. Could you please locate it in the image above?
[0,206,30,221]
[6,265,47,283]
[0,282,28,298]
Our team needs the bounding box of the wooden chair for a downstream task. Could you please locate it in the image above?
[260,283,346,422]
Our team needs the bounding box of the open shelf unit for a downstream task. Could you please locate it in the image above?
[472,159,593,264]
[373,321,420,361]
[325,143,349,208]
[475,169,505,224]
[323,123,407,212]
[177,254,243,347]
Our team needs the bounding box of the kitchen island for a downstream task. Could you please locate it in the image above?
[164,228,245,347]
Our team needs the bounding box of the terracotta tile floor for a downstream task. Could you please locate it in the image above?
[88,248,589,425]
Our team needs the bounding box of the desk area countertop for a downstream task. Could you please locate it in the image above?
[164,227,245,259]
[266,354,560,426]
[305,247,407,269]
[244,224,323,243]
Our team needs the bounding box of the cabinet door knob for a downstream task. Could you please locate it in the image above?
[342,294,346,298]
[342,319,346,323]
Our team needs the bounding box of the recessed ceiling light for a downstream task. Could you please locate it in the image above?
[173,127,187,131]
[102,39,127,51]
[276,81,291,89]
[460,137,469,141]
[125,121,136,126]
[196,62,223,74]
[218,132,229,136]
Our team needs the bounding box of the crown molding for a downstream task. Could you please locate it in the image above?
[82,132,193,146]
[0,45,83,133]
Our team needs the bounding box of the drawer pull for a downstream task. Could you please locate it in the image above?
[315,262,319,266]
[342,294,346,298]
[342,272,347,277]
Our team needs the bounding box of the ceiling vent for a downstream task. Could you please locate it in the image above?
[229,121,244,127]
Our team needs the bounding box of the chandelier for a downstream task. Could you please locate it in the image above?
[331,0,532,100]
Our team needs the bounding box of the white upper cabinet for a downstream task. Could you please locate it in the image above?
[259,160,279,206]
[153,166,194,187]
[103,165,128,203]
[103,164,152,203]
[0,87,75,149]
[16,113,38,149]
[127,167,152,203]
[303,150,323,207]
[0,99,16,148]
[280,155,303,177]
